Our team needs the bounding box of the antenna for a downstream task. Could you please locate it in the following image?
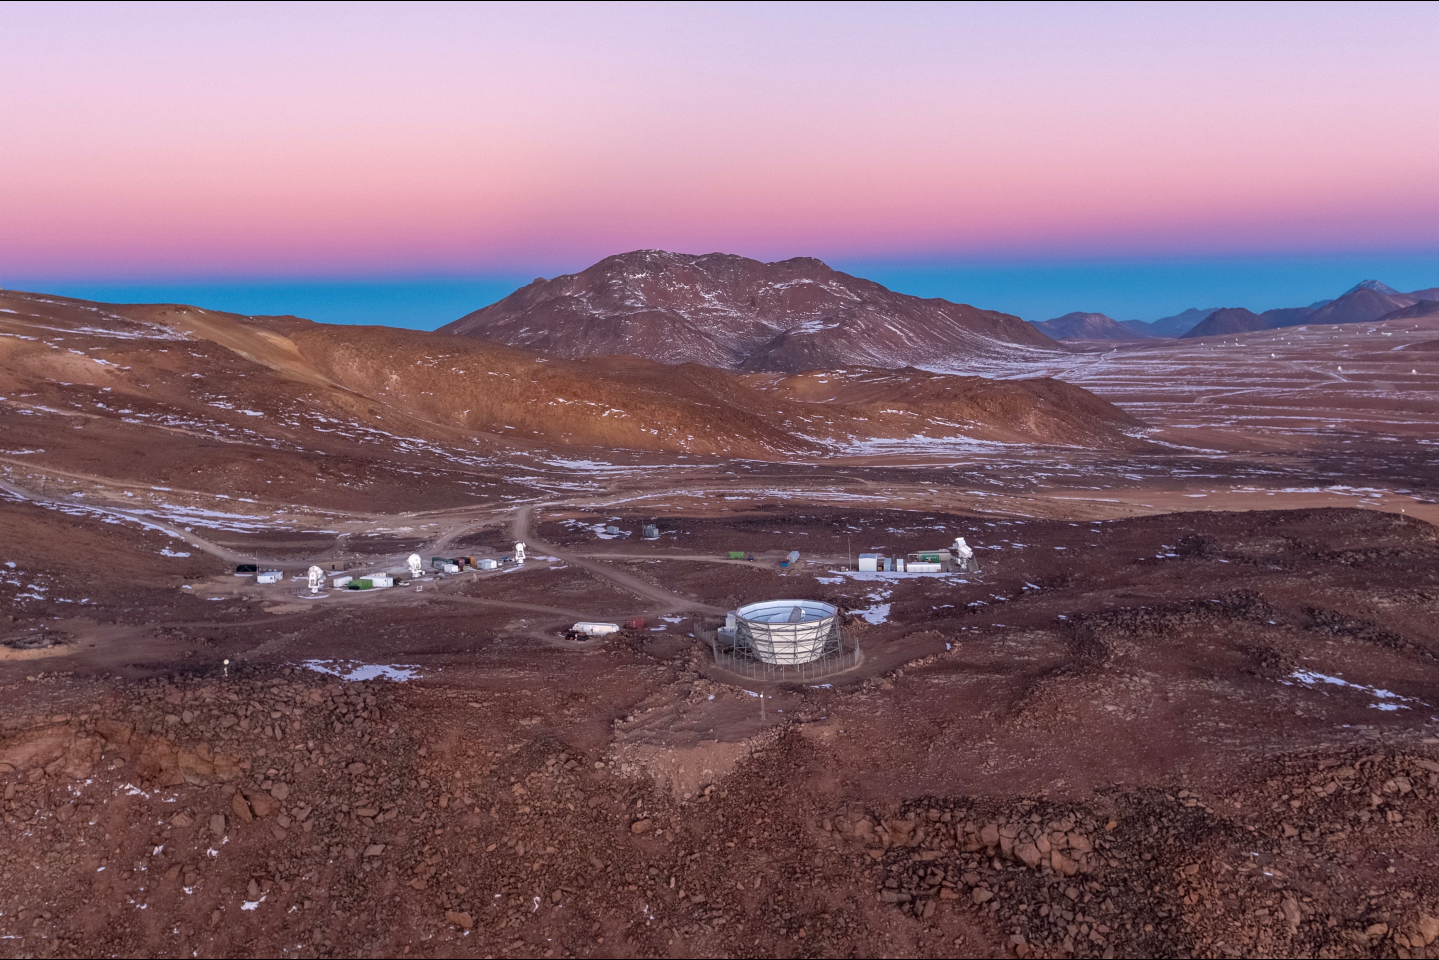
[514,541,526,564]
[407,553,423,578]
[307,565,325,595]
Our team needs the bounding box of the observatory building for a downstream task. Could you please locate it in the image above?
[711,599,855,678]
[734,600,838,665]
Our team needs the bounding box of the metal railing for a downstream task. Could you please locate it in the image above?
[698,618,861,681]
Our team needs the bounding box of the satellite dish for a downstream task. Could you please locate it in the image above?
[952,537,974,559]
[407,553,423,578]
[307,565,325,595]
[514,541,526,564]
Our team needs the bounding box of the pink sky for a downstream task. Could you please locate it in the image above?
[3,2,1438,279]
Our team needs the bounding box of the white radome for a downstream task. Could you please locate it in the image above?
[408,553,423,577]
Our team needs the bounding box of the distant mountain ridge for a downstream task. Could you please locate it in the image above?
[443,250,1060,373]
[1033,312,1150,341]
[1181,281,1436,339]
[1121,307,1221,338]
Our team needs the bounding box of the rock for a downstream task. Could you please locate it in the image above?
[354,807,379,818]
[56,802,75,822]
[1281,898,1301,930]
[364,844,385,857]
[631,818,653,834]
[209,814,226,837]
[172,811,194,828]
[96,720,134,745]
[347,762,366,775]
[940,888,960,900]
[247,878,261,900]
[270,782,290,801]
[1015,842,1043,868]
[445,910,473,929]
[1051,850,1078,876]
[1418,916,1439,946]
[246,791,277,818]
[972,888,993,904]
[231,793,253,823]
[1067,832,1093,853]
[1366,923,1389,938]
[979,823,1000,847]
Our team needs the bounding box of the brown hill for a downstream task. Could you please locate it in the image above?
[442,250,1060,372]
[1181,307,1270,338]
[1032,312,1150,341]
[1302,286,1414,326]
[0,289,1145,498]
[1376,300,1439,323]
[742,367,1145,448]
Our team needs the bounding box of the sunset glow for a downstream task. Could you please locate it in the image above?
[3,2,1437,285]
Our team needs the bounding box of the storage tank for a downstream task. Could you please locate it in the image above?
[734,600,838,665]
[571,622,620,637]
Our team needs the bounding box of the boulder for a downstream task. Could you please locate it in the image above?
[1015,842,1043,869]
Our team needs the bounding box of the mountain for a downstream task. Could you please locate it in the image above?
[442,250,1060,372]
[1032,312,1151,341]
[1181,307,1271,339]
[1344,279,1404,297]
[1375,300,1439,323]
[1303,286,1415,326]
[0,288,1145,499]
[1177,281,1437,339]
[1122,307,1221,338]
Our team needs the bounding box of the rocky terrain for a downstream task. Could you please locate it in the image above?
[2,280,1439,959]
[442,250,1059,372]
[4,503,1439,959]
[0,288,1136,475]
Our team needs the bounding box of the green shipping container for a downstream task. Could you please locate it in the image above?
[728,551,746,560]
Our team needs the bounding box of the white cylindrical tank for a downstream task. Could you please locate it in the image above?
[571,622,619,637]
[735,600,837,665]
